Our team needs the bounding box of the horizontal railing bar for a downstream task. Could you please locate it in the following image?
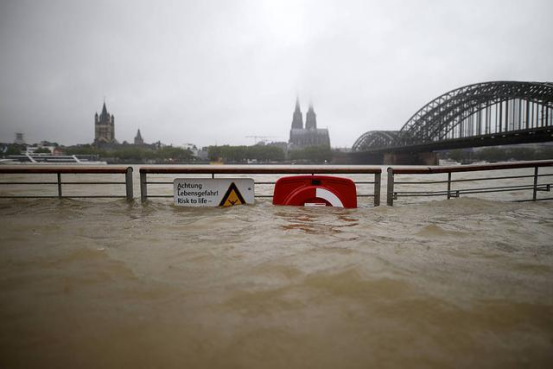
[450,174,535,182]
[0,195,126,199]
[397,187,547,197]
[0,166,130,174]
[454,184,546,193]
[448,174,552,183]
[396,183,550,197]
[61,182,127,185]
[395,174,539,185]
[146,181,279,185]
[395,191,449,195]
[0,182,59,185]
[145,180,375,186]
[455,187,542,195]
[0,181,127,185]
[395,180,450,185]
[395,192,448,197]
[390,160,553,175]
[140,165,382,175]
[397,185,535,195]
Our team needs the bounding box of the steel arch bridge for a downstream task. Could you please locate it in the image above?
[352,81,553,152]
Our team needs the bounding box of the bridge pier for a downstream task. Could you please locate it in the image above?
[383,152,439,165]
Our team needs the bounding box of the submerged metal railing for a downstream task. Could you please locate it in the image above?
[139,165,382,206]
[386,160,553,206]
[3,162,553,206]
[0,166,133,200]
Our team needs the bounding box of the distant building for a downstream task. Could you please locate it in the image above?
[288,98,330,149]
[182,143,199,156]
[15,132,25,145]
[94,102,116,145]
[134,129,144,145]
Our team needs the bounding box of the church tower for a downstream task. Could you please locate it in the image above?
[288,97,330,150]
[94,102,115,145]
[134,129,144,145]
[291,97,303,129]
[305,103,317,130]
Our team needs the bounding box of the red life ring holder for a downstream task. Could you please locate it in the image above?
[273,175,357,208]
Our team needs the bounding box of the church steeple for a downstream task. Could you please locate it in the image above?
[291,97,304,129]
[101,102,108,117]
[134,128,144,145]
[306,102,317,129]
[94,101,116,145]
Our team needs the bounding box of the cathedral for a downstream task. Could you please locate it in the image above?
[94,102,116,145]
[288,98,330,149]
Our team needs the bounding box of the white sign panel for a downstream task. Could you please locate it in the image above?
[174,178,255,207]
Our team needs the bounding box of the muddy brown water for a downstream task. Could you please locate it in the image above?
[1,168,552,368]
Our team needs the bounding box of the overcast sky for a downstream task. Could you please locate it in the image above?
[0,0,552,148]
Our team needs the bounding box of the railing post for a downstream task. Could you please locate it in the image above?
[447,172,452,199]
[140,171,148,202]
[125,167,133,201]
[387,167,394,206]
[57,173,62,198]
[533,166,539,201]
[373,172,381,207]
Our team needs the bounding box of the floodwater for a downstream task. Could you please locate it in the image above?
[1,167,552,368]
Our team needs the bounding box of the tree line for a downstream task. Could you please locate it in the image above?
[207,145,285,162]
[207,145,333,163]
[2,143,334,163]
[65,145,195,163]
[447,146,553,163]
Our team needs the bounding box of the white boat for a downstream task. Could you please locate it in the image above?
[438,159,461,166]
[1,154,107,165]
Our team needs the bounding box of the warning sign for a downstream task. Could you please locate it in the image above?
[219,182,246,206]
[174,178,254,207]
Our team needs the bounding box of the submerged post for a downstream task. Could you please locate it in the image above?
[533,166,539,201]
[374,172,381,207]
[125,167,133,201]
[57,173,62,198]
[140,171,148,202]
[447,172,452,199]
[387,167,394,206]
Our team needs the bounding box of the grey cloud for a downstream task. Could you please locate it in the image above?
[1,0,552,147]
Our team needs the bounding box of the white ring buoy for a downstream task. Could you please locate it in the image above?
[314,188,344,207]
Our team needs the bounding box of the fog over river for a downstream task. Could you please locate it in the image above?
[1,168,552,368]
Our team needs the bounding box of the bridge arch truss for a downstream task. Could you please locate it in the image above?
[353,81,553,152]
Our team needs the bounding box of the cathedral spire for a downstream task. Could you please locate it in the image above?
[101,102,108,117]
[306,102,317,129]
[291,97,304,129]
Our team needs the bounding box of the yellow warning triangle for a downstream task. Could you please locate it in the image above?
[219,182,246,207]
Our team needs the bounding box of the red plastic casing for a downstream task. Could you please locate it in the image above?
[272,175,357,208]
